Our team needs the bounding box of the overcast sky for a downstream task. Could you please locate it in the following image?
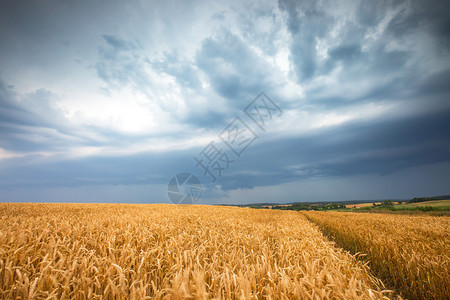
[1,0,449,204]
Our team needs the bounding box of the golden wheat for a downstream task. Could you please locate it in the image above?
[0,203,393,299]
[303,211,450,300]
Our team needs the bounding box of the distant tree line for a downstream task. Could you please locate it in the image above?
[373,200,394,207]
[409,195,450,203]
[272,202,346,211]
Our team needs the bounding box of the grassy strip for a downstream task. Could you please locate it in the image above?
[356,205,450,212]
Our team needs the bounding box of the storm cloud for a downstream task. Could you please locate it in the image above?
[0,0,449,204]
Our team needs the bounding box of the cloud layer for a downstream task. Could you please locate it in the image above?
[0,0,449,203]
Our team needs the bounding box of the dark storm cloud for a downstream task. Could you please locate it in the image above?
[152,51,202,90]
[1,105,449,196]
[278,0,450,108]
[216,108,450,190]
[95,34,150,92]
[398,0,450,44]
[102,34,137,52]
[0,81,76,152]
[278,0,335,81]
[238,7,283,56]
[328,44,361,62]
[0,82,33,127]
[386,11,422,38]
[195,30,273,103]
[181,110,229,131]
[0,149,193,188]
[417,69,450,96]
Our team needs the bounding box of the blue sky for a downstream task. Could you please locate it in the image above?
[1,0,449,204]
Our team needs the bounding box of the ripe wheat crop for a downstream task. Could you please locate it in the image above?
[0,203,393,299]
[303,211,450,300]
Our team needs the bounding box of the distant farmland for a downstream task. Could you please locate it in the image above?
[409,199,450,207]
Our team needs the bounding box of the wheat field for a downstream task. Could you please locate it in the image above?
[303,211,450,300]
[0,203,394,299]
